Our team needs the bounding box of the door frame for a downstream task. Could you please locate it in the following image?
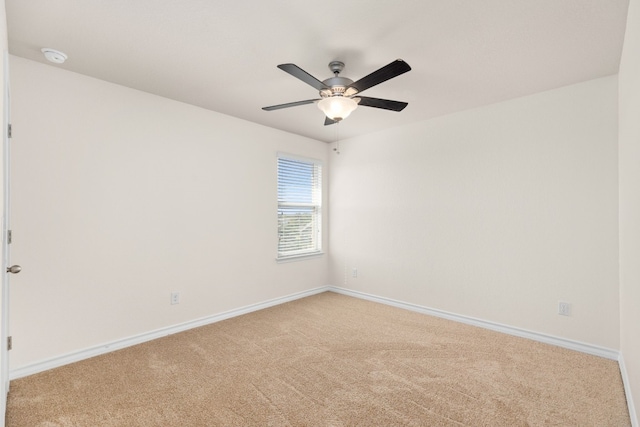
[1,48,11,426]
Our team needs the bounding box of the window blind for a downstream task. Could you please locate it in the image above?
[277,156,322,258]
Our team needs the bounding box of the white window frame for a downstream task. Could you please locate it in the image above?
[276,153,323,261]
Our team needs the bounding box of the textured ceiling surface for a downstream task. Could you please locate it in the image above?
[6,0,630,142]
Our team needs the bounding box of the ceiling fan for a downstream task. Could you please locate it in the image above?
[262,59,411,125]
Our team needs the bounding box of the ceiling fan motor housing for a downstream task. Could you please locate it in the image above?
[321,61,357,98]
[320,76,355,98]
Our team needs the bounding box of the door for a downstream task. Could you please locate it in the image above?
[1,49,18,425]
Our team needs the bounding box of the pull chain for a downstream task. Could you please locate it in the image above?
[335,123,340,154]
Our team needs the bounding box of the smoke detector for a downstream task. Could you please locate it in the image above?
[41,48,67,64]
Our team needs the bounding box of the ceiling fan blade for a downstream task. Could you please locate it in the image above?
[277,64,329,91]
[262,99,320,111]
[348,59,411,94]
[324,116,338,126]
[356,96,408,112]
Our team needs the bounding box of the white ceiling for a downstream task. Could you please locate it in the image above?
[6,0,630,143]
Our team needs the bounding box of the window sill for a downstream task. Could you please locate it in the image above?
[276,252,325,263]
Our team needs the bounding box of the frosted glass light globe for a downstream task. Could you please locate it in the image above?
[318,96,358,121]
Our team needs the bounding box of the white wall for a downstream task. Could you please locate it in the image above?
[8,56,330,369]
[619,0,640,421]
[329,76,619,349]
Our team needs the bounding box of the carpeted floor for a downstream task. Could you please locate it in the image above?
[6,292,631,426]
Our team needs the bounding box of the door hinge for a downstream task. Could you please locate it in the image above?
[7,336,12,351]
[7,123,11,139]
[7,230,11,244]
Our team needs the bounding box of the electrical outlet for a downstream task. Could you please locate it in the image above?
[352,268,358,278]
[171,292,180,305]
[558,301,571,316]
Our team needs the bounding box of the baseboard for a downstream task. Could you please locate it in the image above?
[619,354,639,427]
[10,286,331,380]
[9,284,622,374]
[327,286,620,361]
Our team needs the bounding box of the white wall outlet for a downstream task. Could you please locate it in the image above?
[352,268,358,278]
[558,301,571,316]
[170,292,180,305]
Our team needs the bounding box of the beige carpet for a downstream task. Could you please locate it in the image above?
[6,292,630,426]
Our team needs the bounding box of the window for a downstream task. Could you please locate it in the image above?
[277,154,322,260]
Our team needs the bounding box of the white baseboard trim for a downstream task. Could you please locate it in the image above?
[619,354,639,427]
[327,286,620,361]
[10,286,331,380]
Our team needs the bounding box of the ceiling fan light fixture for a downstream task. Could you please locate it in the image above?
[264,60,411,126]
[318,96,358,121]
